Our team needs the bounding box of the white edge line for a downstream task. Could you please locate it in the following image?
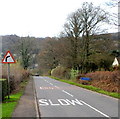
[80,100,110,118]
[62,90,74,97]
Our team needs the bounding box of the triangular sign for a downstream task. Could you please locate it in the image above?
[2,51,16,63]
[112,57,119,67]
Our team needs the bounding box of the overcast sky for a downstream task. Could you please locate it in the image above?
[0,0,118,37]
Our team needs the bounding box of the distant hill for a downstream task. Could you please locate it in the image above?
[1,35,44,55]
[2,35,20,54]
[93,32,118,41]
[1,32,119,55]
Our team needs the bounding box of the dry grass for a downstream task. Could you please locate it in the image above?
[1,63,30,92]
[51,66,70,79]
[77,71,120,93]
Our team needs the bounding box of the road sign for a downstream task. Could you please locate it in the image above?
[2,51,16,99]
[2,51,16,63]
[112,57,119,67]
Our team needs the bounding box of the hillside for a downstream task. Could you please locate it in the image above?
[1,35,44,55]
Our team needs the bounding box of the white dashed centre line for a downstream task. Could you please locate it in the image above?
[50,83,53,86]
[62,90,74,97]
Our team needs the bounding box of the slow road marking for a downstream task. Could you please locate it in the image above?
[39,99,83,106]
[38,98,110,117]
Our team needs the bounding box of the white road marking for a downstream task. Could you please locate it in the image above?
[58,99,71,105]
[40,86,55,90]
[49,99,60,106]
[65,99,83,105]
[39,99,49,106]
[80,100,110,118]
[62,90,74,97]
[39,99,83,106]
[37,77,111,117]
[49,83,53,86]
[55,86,59,89]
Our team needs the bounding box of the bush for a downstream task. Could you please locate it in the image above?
[0,79,7,101]
[2,75,16,93]
[70,69,79,79]
[51,66,71,79]
[1,63,30,94]
[77,71,120,93]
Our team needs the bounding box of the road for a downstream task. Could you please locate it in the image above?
[34,76,119,119]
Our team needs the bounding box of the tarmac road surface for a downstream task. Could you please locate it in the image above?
[34,76,119,119]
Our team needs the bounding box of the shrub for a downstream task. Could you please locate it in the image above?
[2,75,16,93]
[77,71,120,93]
[70,69,79,79]
[0,79,7,101]
[1,63,30,94]
[51,66,71,79]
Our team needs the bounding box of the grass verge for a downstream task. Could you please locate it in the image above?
[1,80,28,118]
[49,76,120,99]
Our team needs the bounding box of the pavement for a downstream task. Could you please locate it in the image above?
[12,78,37,118]
[34,76,119,119]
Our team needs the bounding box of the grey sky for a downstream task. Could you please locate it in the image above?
[0,0,118,37]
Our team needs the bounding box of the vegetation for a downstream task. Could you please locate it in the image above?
[1,1,119,100]
[49,76,120,99]
[37,2,119,75]
[1,80,28,118]
[0,79,7,101]
[2,63,30,95]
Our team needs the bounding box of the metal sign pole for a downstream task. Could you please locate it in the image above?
[7,63,10,99]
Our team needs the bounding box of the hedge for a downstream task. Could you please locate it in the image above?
[0,79,8,101]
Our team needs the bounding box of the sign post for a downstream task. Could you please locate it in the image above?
[2,51,16,99]
[7,63,10,99]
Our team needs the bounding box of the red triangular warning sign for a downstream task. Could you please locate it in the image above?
[2,51,16,64]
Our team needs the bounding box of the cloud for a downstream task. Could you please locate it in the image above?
[0,0,117,37]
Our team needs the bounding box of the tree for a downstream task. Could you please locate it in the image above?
[62,9,84,69]
[104,0,118,32]
[18,37,34,69]
[62,2,109,72]
[38,38,59,74]
[79,3,109,71]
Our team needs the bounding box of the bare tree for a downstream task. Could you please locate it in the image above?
[105,0,118,26]
[63,10,84,69]
[62,2,109,72]
[79,2,109,71]
[38,38,59,74]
